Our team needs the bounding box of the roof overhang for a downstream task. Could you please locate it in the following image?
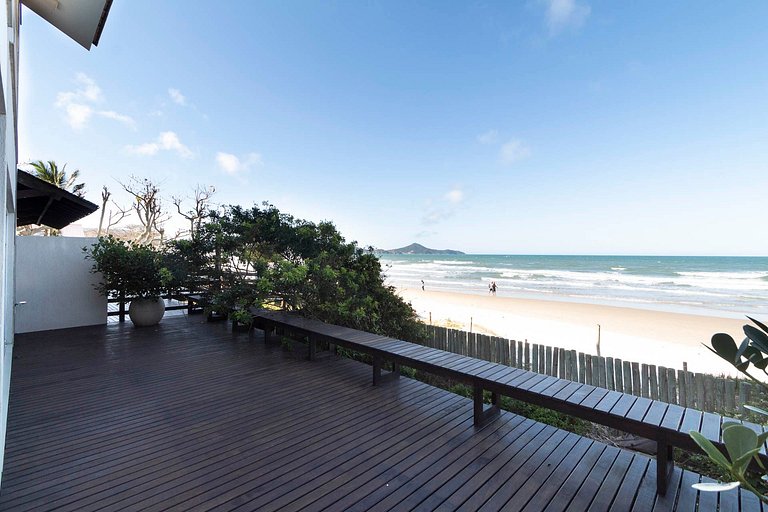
[16,170,99,229]
[21,0,114,50]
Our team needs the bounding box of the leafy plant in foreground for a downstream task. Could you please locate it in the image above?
[693,317,768,503]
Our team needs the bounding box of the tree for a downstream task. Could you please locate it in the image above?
[172,185,215,238]
[199,203,424,341]
[120,177,168,245]
[97,186,131,237]
[28,160,85,196]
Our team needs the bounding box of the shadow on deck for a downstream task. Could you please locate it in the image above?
[0,316,761,511]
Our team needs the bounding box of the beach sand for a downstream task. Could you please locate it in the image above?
[397,287,749,377]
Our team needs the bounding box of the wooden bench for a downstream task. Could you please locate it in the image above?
[252,309,768,496]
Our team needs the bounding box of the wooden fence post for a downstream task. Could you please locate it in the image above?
[596,356,606,388]
[677,369,687,408]
[631,362,641,396]
[606,357,615,391]
[659,367,669,402]
[622,361,632,394]
[667,368,677,405]
[649,365,659,400]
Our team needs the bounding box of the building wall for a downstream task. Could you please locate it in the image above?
[15,236,106,334]
[0,0,19,487]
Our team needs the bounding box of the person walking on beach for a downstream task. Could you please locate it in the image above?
[421,279,425,291]
[491,281,497,296]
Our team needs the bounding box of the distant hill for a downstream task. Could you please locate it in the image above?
[377,243,464,255]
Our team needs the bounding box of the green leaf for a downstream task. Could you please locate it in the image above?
[746,316,768,336]
[742,346,762,361]
[723,425,758,462]
[736,336,751,362]
[744,404,768,417]
[755,357,768,370]
[722,421,741,431]
[732,447,762,477]
[736,360,751,372]
[745,325,768,354]
[712,333,739,362]
[692,481,740,492]
[690,431,731,469]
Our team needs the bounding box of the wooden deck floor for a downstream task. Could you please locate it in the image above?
[0,316,762,511]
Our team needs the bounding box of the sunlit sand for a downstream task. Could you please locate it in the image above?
[398,287,748,377]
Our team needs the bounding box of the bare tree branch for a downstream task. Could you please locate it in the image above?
[120,177,169,245]
[172,184,216,237]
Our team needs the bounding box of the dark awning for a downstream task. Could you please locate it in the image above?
[16,170,99,229]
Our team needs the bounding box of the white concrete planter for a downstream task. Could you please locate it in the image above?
[128,297,166,327]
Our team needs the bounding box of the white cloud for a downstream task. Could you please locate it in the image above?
[423,188,465,225]
[62,103,93,130]
[500,138,531,165]
[125,131,193,158]
[55,73,135,130]
[476,130,499,145]
[543,0,591,35]
[216,151,263,175]
[98,110,137,130]
[168,88,187,106]
[444,188,464,204]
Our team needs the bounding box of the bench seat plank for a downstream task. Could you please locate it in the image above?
[700,412,722,443]
[554,381,584,401]
[581,387,610,409]
[528,376,561,394]
[540,378,572,398]
[642,401,669,427]
[595,390,623,413]
[564,384,597,405]
[626,397,654,422]
[659,404,685,431]
[476,365,516,382]
[679,409,702,434]
[609,393,638,418]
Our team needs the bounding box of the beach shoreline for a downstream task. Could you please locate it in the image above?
[396,287,748,377]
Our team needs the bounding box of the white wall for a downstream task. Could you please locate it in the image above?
[0,0,19,487]
[15,236,106,334]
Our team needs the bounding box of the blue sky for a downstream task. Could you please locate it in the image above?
[18,1,768,255]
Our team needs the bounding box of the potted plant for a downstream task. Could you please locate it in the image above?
[85,235,173,327]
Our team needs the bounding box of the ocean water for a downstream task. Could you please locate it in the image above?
[378,254,768,319]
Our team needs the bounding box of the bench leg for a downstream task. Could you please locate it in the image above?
[264,326,274,345]
[656,434,674,495]
[473,384,500,427]
[308,335,317,361]
[372,356,400,386]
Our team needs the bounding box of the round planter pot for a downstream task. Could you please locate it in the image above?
[128,297,166,327]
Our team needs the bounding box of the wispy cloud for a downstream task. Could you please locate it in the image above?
[216,151,263,175]
[500,138,531,165]
[476,129,499,145]
[55,73,135,130]
[444,188,464,204]
[125,131,193,158]
[423,187,465,225]
[168,88,187,106]
[542,0,591,35]
[98,110,137,130]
